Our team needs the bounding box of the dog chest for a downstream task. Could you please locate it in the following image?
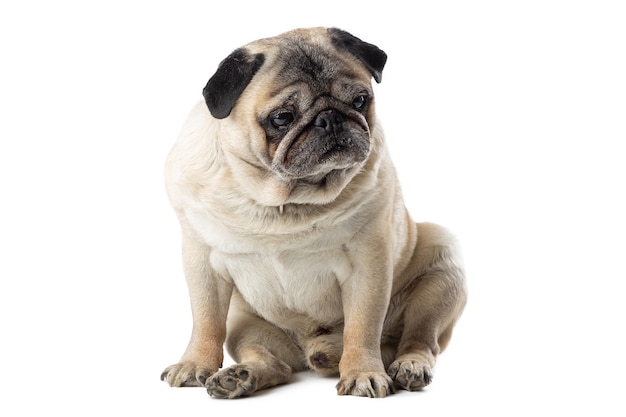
[214,246,349,322]
[185,204,358,322]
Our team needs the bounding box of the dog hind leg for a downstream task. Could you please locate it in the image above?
[206,310,306,399]
[387,222,467,391]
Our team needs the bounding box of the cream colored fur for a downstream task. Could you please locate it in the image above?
[161,28,466,398]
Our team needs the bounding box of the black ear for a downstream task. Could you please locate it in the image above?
[329,28,387,83]
[202,48,265,119]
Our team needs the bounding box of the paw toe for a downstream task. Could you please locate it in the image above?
[336,372,394,398]
[207,365,257,399]
[387,360,433,391]
[161,362,213,387]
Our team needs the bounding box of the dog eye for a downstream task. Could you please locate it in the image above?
[352,94,369,111]
[271,112,295,129]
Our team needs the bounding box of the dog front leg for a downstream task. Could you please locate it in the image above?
[336,248,395,398]
[161,228,233,387]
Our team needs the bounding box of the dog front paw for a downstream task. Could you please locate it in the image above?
[336,371,395,398]
[206,365,258,399]
[160,361,216,387]
[387,359,433,391]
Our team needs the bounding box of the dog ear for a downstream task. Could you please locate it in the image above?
[329,28,387,83]
[203,48,265,119]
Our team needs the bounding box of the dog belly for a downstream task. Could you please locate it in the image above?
[212,249,348,325]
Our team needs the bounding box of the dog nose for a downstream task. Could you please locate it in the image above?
[314,110,344,135]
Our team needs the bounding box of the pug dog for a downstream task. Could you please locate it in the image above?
[160,27,467,398]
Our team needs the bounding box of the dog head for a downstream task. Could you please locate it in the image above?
[203,28,387,206]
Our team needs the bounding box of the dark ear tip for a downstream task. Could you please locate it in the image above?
[328,28,387,83]
[202,86,228,119]
[203,48,265,119]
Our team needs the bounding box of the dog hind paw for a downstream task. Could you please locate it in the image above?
[206,365,258,399]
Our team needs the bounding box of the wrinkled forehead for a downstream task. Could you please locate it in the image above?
[250,37,371,95]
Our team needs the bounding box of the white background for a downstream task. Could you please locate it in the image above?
[1,1,625,415]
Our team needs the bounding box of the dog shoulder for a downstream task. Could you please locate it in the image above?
[165,102,225,208]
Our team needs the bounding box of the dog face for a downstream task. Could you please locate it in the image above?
[202,28,387,206]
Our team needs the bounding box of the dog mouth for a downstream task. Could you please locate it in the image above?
[276,128,369,181]
[318,139,354,163]
[298,168,346,186]
[262,121,371,205]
